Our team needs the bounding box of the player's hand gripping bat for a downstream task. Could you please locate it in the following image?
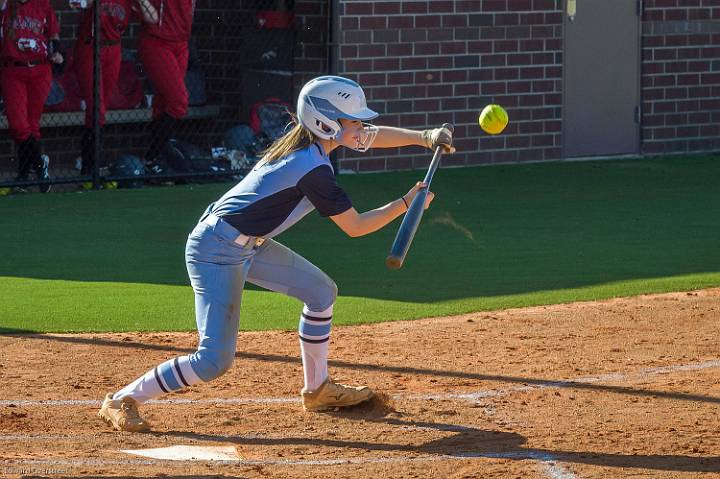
[386,123,454,269]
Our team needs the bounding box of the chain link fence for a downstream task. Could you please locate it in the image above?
[0,0,297,194]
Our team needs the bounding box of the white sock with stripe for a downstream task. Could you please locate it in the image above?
[113,355,202,404]
[298,304,333,392]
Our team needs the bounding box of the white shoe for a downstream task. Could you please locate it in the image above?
[98,393,151,432]
[301,378,373,412]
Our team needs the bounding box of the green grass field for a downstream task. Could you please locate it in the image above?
[1,154,719,333]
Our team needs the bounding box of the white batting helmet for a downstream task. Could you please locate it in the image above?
[296,76,379,141]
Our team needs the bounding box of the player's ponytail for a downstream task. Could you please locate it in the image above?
[256,113,316,167]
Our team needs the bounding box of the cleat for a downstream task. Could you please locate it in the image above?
[12,173,28,195]
[98,393,151,432]
[301,377,373,412]
[35,155,51,193]
[145,161,165,175]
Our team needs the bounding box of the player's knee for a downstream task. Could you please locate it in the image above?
[190,348,235,382]
[292,273,337,311]
[314,279,337,311]
[329,280,338,304]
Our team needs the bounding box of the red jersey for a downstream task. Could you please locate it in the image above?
[0,0,59,62]
[77,0,132,43]
[141,0,194,42]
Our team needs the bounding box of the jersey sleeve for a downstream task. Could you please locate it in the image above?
[297,165,353,217]
[46,2,59,38]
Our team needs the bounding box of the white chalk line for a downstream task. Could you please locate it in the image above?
[0,432,297,441]
[404,358,720,401]
[543,460,579,479]
[2,358,718,408]
[3,451,572,468]
[0,434,96,441]
[0,397,299,407]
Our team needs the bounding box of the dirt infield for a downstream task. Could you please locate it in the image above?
[2,289,720,478]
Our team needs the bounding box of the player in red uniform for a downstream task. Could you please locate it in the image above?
[72,0,157,177]
[0,0,63,193]
[137,0,195,173]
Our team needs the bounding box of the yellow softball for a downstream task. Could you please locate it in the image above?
[479,104,509,135]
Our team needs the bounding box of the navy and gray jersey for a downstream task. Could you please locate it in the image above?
[210,143,353,239]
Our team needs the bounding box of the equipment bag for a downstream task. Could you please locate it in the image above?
[110,154,145,188]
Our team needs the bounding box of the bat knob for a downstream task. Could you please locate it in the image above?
[441,123,454,133]
[385,256,403,270]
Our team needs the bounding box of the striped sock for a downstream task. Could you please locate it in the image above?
[298,304,333,392]
[113,355,202,404]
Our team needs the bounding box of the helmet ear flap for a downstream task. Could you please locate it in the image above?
[316,119,335,136]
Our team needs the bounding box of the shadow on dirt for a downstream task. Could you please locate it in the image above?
[5,333,720,406]
[159,416,720,473]
[164,416,527,457]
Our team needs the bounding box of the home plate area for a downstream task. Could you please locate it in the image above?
[121,444,241,461]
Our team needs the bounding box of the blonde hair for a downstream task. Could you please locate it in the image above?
[256,115,318,167]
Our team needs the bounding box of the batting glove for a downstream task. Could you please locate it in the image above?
[422,126,455,154]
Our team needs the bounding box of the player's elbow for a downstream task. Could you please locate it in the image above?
[346,228,364,238]
[330,208,366,237]
[341,224,365,238]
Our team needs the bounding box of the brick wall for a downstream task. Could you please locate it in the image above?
[641,0,720,154]
[334,0,564,172]
[334,0,720,172]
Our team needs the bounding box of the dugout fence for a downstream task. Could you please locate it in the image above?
[0,0,297,194]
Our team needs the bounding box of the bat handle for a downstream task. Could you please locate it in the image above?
[421,123,454,185]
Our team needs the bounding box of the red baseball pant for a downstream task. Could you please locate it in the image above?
[1,64,52,141]
[138,34,189,120]
[75,42,122,128]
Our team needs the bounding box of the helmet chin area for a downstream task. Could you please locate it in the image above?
[345,123,378,152]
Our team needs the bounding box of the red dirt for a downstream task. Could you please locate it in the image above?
[1,289,719,478]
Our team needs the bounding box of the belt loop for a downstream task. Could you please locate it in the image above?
[246,236,258,250]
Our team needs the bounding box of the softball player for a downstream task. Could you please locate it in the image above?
[0,0,63,193]
[72,0,157,176]
[137,0,195,173]
[98,76,453,432]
